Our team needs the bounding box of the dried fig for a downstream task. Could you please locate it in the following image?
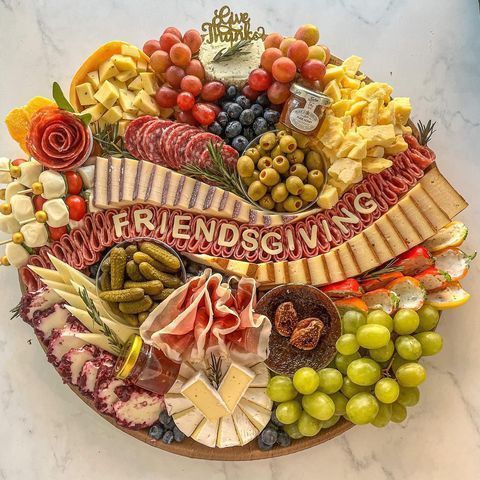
[289,317,324,351]
[274,301,299,337]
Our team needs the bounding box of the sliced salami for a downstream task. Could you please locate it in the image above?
[135,118,158,160]
[158,123,182,169]
[142,119,173,164]
[171,125,199,169]
[221,144,239,167]
[164,124,193,169]
[184,132,220,166]
[124,115,155,159]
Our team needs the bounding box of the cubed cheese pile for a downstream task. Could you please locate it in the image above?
[316,55,412,210]
[75,44,159,136]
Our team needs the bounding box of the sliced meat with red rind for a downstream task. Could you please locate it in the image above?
[220,144,239,168]
[184,132,220,166]
[159,123,183,169]
[124,115,156,159]
[170,125,200,169]
[165,124,194,169]
[135,118,159,160]
[142,119,173,164]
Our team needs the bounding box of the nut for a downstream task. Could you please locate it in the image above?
[274,301,299,337]
[289,317,324,351]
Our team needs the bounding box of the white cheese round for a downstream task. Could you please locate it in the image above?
[18,159,42,187]
[0,157,11,183]
[5,242,30,268]
[43,198,69,228]
[0,213,20,234]
[5,181,24,202]
[11,194,34,222]
[39,170,66,199]
[21,221,49,248]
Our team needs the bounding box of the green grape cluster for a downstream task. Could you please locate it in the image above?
[266,303,442,439]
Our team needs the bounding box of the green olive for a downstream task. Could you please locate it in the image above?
[273,155,290,174]
[245,147,260,162]
[275,201,285,212]
[284,195,303,212]
[307,169,325,189]
[287,149,305,164]
[286,175,304,196]
[242,170,260,186]
[277,130,288,138]
[255,145,267,157]
[292,131,310,149]
[279,135,297,154]
[259,167,280,187]
[257,156,273,170]
[289,163,308,181]
[237,155,255,178]
[259,132,277,151]
[300,184,319,202]
[259,194,275,211]
[305,151,323,170]
[271,182,289,203]
[271,144,282,158]
[248,180,267,201]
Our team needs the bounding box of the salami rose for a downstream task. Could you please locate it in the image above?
[26,107,92,171]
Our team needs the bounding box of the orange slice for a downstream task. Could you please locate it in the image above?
[423,221,468,252]
[24,96,55,121]
[426,282,471,310]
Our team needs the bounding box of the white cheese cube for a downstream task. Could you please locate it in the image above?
[81,103,106,122]
[0,157,11,183]
[5,181,24,202]
[39,170,66,199]
[11,194,34,222]
[94,81,119,109]
[0,213,20,234]
[102,106,123,124]
[121,44,141,58]
[98,59,119,83]
[5,242,30,268]
[18,160,42,188]
[75,83,97,106]
[77,165,95,189]
[43,198,69,228]
[140,72,158,96]
[86,71,100,90]
[133,89,160,116]
[21,221,49,248]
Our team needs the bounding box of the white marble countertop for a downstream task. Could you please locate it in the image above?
[0,0,479,478]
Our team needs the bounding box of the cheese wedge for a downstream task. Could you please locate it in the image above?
[232,406,258,446]
[66,332,117,355]
[28,265,64,284]
[180,372,230,422]
[238,399,271,432]
[218,362,255,412]
[249,362,270,388]
[167,376,186,394]
[172,407,204,437]
[191,417,219,448]
[217,414,240,448]
[242,388,273,411]
[164,393,194,415]
[40,279,76,295]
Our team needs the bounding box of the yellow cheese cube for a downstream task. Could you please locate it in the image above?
[122,112,137,120]
[128,75,143,91]
[102,106,123,124]
[136,60,148,73]
[81,103,106,122]
[140,72,158,96]
[121,44,141,59]
[317,184,339,210]
[112,54,137,72]
[322,146,338,164]
[331,99,352,117]
[328,177,350,195]
[317,114,344,149]
[392,97,411,125]
[377,102,395,125]
[97,118,108,131]
[133,89,160,115]
[342,76,361,90]
[336,131,363,158]
[342,55,363,77]
[116,69,137,82]
[110,79,127,90]
[324,80,342,102]
[362,157,393,174]
[353,83,386,103]
[348,140,367,160]
[94,80,119,109]
[346,100,367,117]
[401,125,413,135]
[118,89,136,112]
[341,115,352,133]
[99,59,119,83]
[323,66,345,84]
[328,157,363,185]
[361,98,379,126]
[357,125,396,148]
[384,135,408,154]
[75,82,97,106]
[117,120,130,137]
[86,71,100,90]
[367,146,385,158]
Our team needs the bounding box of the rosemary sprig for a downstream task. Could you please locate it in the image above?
[180,141,246,199]
[206,354,223,389]
[78,286,124,355]
[359,258,404,280]
[417,119,437,146]
[10,301,21,320]
[212,39,252,63]
[92,123,135,159]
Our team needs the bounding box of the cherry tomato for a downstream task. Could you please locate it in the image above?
[177,91,195,111]
[11,158,27,167]
[48,225,68,241]
[192,103,216,126]
[64,171,83,194]
[65,195,87,221]
[33,195,46,211]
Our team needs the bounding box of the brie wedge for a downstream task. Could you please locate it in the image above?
[173,407,204,437]
[217,414,240,448]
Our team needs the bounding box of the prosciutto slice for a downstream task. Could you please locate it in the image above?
[140,269,271,365]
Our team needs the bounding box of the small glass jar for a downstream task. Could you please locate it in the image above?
[280,83,332,136]
[114,335,180,395]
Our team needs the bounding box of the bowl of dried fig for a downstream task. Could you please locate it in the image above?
[256,284,341,376]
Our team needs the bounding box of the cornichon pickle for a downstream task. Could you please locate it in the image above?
[139,242,181,272]
[132,251,164,270]
[119,295,153,314]
[99,287,145,303]
[126,260,144,281]
[138,312,149,324]
[124,280,163,295]
[109,247,127,290]
[139,263,183,288]
[125,244,138,256]
[152,288,175,301]
[100,256,111,272]
[99,272,111,291]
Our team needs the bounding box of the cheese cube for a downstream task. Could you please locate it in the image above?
[116,69,137,82]
[329,157,363,184]
[110,79,127,91]
[342,55,363,77]
[218,363,255,412]
[43,198,69,228]
[357,124,396,148]
[133,89,160,115]
[180,372,230,422]
[122,112,137,120]
[11,194,34,222]
[136,60,148,72]
[317,115,344,149]
[75,82,97,106]
[361,98,379,126]
[346,100,367,117]
[0,213,20,234]
[392,97,412,125]
[81,103,106,122]
[128,75,143,91]
[367,146,385,158]
[117,120,130,137]
[5,242,30,268]
[384,135,408,154]
[94,80,119,109]
[121,44,141,58]
[324,80,342,102]
[317,184,339,210]
[323,66,345,84]
[86,71,100,90]
[20,222,48,248]
[362,157,393,174]
[118,89,136,112]
[328,177,350,196]
[111,54,137,71]
[98,59,119,83]
[140,72,158,96]
[331,99,352,117]
[342,76,361,90]
[102,106,123,124]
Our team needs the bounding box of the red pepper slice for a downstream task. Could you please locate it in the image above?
[321,278,363,298]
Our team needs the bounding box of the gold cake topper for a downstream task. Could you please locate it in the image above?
[202,5,265,45]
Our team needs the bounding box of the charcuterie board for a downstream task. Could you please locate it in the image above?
[3,4,474,460]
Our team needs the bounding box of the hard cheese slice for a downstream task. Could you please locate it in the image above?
[216,414,240,448]
[172,407,204,437]
[218,362,255,413]
[180,372,229,422]
[191,417,219,448]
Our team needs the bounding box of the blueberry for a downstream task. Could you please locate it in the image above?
[148,423,164,440]
[263,108,280,124]
[261,427,278,446]
[239,108,255,126]
[221,100,233,110]
[225,120,242,138]
[276,431,291,448]
[173,426,186,443]
[253,117,269,136]
[257,437,273,451]
[251,103,264,118]
[208,121,223,136]
[231,135,249,152]
[226,85,237,99]
[216,111,229,128]
[226,103,243,120]
[235,95,251,109]
[159,410,172,427]
[243,127,255,141]
[270,410,283,428]
[256,93,269,107]
[162,430,175,444]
